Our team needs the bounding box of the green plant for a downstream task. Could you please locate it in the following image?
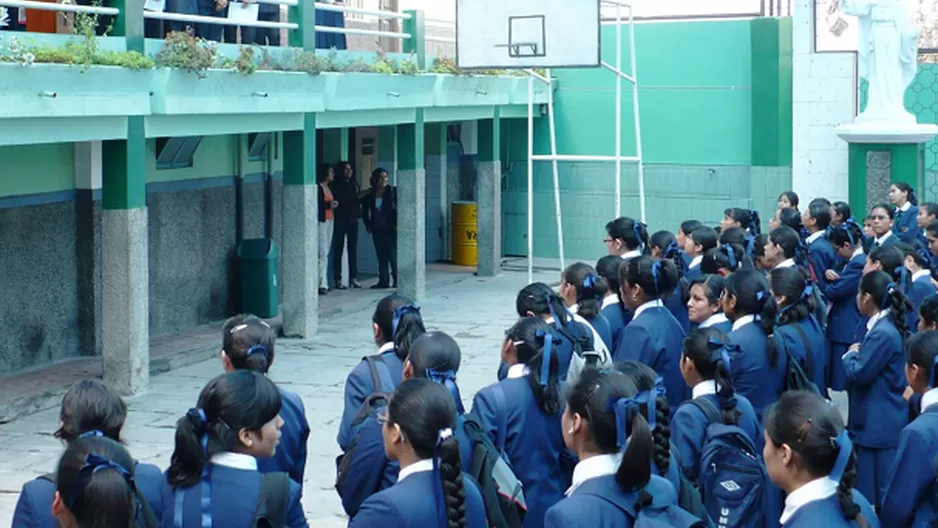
[430,57,458,75]
[154,31,217,77]
[396,53,419,75]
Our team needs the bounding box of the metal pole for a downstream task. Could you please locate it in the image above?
[527,75,535,284]
[546,69,565,271]
[628,6,646,223]
[614,4,622,218]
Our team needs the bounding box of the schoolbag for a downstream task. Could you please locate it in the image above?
[253,472,290,528]
[670,451,711,524]
[581,487,705,528]
[563,319,611,384]
[689,398,768,528]
[774,325,821,396]
[462,385,526,528]
[335,355,394,494]
[41,462,160,528]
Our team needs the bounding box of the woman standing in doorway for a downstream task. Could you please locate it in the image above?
[318,164,337,295]
[362,168,398,289]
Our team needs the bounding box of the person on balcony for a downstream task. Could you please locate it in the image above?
[243,0,280,45]
[362,168,397,289]
[196,0,227,41]
[331,161,363,289]
[318,164,338,295]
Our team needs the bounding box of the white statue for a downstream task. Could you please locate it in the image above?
[842,0,919,125]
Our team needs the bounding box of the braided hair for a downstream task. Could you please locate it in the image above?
[615,361,671,476]
[860,271,913,346]
[682,328,741,425]
[563,262,607,320]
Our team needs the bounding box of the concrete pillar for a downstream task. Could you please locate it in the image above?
[397,111,426,301]
[848,143,921,213]
[282,114,319,338]
[426,122,448,263]
[101,117,149,395]
[75,142,102,358]
[477,111,501,277]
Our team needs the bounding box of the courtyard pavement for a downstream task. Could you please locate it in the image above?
[0,268,558,527]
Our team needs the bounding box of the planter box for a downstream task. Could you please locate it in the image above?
[509,77,550,106]
[149,69,327,115]
[324,72,436,112]
[434,75,514,107]
[0,63,151,119]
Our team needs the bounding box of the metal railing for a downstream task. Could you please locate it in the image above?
[0,0,117,15]
[425,17,454,45]
[313,1,410,40]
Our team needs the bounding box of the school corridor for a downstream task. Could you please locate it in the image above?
[0,267,556,527]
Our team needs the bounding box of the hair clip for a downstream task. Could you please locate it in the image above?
[229,324,249,334]
[78,430,104,439]
[796,418,813,442]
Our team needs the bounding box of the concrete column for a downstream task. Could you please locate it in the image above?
[75,142,103,357]
[101,117,149,395]
[397,111,426,301]
[426,122,448,263]
[458,120,479,202]
[282,114,319,338]
[477,112,501,277]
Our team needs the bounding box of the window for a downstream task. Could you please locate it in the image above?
[155,136,203,170]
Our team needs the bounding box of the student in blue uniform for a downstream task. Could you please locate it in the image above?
[896,241,938,330]
[615,255,688,410]
[672,328,761,481]
[765,267,828,391]
[719,226,749,248]
[831,201,852,228]
[890,182,921,243]
[686,274,732,333]
[723,269,782,420]
[473,317,574,528]
[824,220,868,392]
[842,270,912,509]
[765,226,805,270]
[543,368,698,528]
[701,243,745,277]
[722,207,762,237]
[915,202,938,249]
[13,379,163,528]
[162,370,307,528]
[560,262,614,350]
[683,226,719,284]
[752,233,774,273]
[337,331,474,518]
[650,231,692,334]
[803,198,839,289]
[220,315,310,486]
[868,204,899,251]
[338,295,426,450]
[677,220,704,268]
[881,331,938,526]
[616,360,682,492]
[863,245,906,287]
[779,191,799,211]
[771,207,804,233]
[763,391,879,528]
[597,255,632,351]
[605,216,649,259]
[926,219,938,260]
[50,436,158,528]
[918,295,938,332]
[352,378,487,528]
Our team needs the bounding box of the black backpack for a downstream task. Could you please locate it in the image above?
[253,472,290,528]
[461,385,526,528]
[335,355,393,495]
[774,324,821,396]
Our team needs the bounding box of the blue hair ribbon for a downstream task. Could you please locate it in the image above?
[426,368,466,415]
[78,429,104,439]
[883,281,896,310]
[175,408,211,528]
[755,290,770,305]
[839,219,859,247]
[801,284,814,301]
[653,376,667,401]
[246,344,267,359]
[650,260,661,294]
[799,227,810,242]
[919,248,932,266]
[65,453,135,509]
[534,329,556,387]
[578,275,604,303]
[392,304,421,341]
[744,235,756,257]
[894,267,909,293]
[609,393,649,450]
[829,430,853,483]
[432,428,454,528]
[633,221,647,251]
[722,245,737,270]
[707,337,733,370]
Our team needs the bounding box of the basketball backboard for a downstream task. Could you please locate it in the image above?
[455,0,601,69]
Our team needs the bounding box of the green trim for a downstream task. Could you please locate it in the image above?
[397,110,425,171]
[288,0,316,51]
[283,114,316,185]
[402,10,426,70]
[425,122,445,156]
[892,144,919,190]
[478,109,501,162]
[102,116,146,210]
[322,128,349,162]
[847,143,923,213]
[111,0,144,53]
[750,17,792,167]
[378,126,397,161]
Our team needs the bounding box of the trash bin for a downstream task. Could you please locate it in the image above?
[237,238,279,319]
[451,201,478,266]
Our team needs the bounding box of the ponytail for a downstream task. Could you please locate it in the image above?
[506,318,563,415]
[393,304,425,360]
[705,337,742,425]
[613,395,654,492]
[832,432,870,528]
[435,428,468,528]
[222,315,276,374]
[56,437,140,528]
[563,262,607,320]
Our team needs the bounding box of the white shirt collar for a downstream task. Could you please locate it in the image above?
[913,269,931,282]
[700,312,728,328]
[866,309,890,331]
[570,303,580,314]
[732,314,757,331]
[398,458,434,483]
[378,342,395,354]
[806,230,825,244]
[692,380,721,400]
[689,255,703,269]
[602,295,618,309]
[875,232,894,246]
[899,202,912,212]
[780,477,839,524]
[620,249,642,260]
[852,247,865,259]
[776,258,795,269]
[506,363,529,379]
[921,388,938,412]
[211,452,258,471]
[633,299,663,320]
[566,453,620,496]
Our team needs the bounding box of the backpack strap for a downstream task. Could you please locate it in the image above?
[492,384,508,454]
[789,322,815,383]
[254,472,290,528]
[38,473,55,483]
[689,397,722,425]
[364,354,393,394]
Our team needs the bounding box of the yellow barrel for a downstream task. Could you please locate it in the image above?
[451,201,478,266]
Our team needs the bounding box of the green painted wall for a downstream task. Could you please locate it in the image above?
[0,144,74,197]
[751,18,793,166]
[146,134,284,183]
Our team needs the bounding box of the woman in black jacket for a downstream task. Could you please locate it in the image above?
[361,168,397,289]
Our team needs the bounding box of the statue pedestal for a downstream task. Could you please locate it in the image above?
[836,121,938,214]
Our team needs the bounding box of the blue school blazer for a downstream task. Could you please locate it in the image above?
[907,275,937,331]
[349,470,487,528]
[893,205,921,242]
[663,292,691,335]
[258,387,309,486]
[843,316,909,448]
[774,317,828,392]
[880,404,938,527]
[159,465,307,528]
[685,264,703,285]
[727,322,786,421]
[807,236,839,292]
[600,302,632,352]
[820,253,867,345]
[702,319,733,334]
[613,306,689,411]
[338,349,404,450]
[336,410,475,518]
[782,491,880,528]
[543,474,678,528]
[585,312,614,351]
[670,393,761,480]
[472,377,574,528]
[13,461,164,528]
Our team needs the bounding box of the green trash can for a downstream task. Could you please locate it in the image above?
[237,238,279,318]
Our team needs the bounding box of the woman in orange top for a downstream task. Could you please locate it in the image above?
[318,164,338,295]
